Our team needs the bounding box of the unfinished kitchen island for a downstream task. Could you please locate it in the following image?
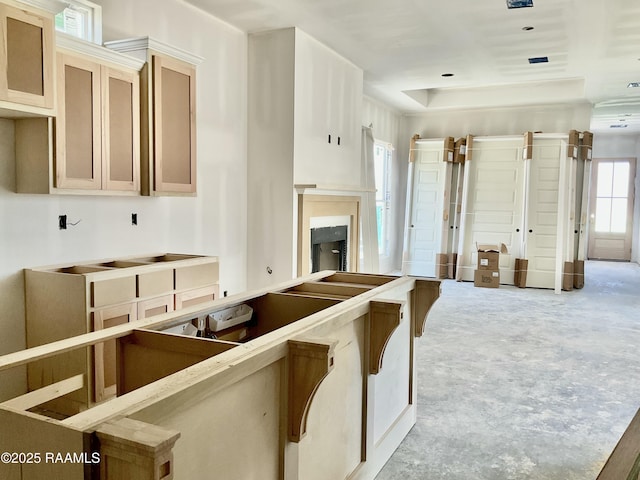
[0,271,440,480]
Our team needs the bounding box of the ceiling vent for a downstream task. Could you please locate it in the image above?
[528,56,549,64]
[507,0,533,9]
[627,82,640,88]
[610,124,628,128]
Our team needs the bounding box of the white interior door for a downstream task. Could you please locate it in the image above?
[447,162,463,255]
[457,137,525,284]
[576,158,592,261]
[524,138,568,290]
[402,141,450,277]
[565,156,578,264]
[588,158,636,260]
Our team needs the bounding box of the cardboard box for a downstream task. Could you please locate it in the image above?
[580,131,593,161]
[454,138,466,164]
[474,270,500,288]
[443,136,455,163]
[562,261,574,291]
[476,243,508,271]
[573,260,584,289]
[436,253,448,279]
[568,130,579,159]
[514,258,528,288]
[523,131,533,160]
[448,253,458,279]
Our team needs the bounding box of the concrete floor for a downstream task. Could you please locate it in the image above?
[376,261,640,480]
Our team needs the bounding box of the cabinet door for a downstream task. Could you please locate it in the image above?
[0,3,54,109]
[137,294,175,319]
[152,54,196,194]
[55,53,102,189]
[102,66,140,191]
[93,303,137,402]
[175,284,218,310]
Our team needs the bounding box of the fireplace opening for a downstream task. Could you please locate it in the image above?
[311,225,348,273]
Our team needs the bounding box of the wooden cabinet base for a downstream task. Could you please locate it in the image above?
[4,272,440,480]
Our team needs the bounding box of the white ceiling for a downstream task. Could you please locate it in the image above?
[186,0,640,134]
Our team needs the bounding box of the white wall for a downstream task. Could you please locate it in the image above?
[592,133,640,263]
[0,0,247,400]
[362,96,402,274]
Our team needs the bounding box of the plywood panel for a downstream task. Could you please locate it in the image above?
[298,317,365,480]
[153,55,196,193]
[131,361,282,480]
[0,4,54,110]
[161,68,190,184]
[137,294,174,319]
[108,77,133,181]
[118,331,236,395]
[174,262,218,290]
[0,409,85,480]
[7,18,43,96]
[103,66,140,192]
[56,53,101,189]
[373,305,411,442]
[91,275,136,308]
[247,293,339,338]
[93,303,136,403]
[174,285,218,309]
[137,269,173,298]
[65,65,95,179]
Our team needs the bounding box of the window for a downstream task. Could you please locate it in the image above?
[55,0,102,44]
[374,141,392,256]
[595,160,631,233]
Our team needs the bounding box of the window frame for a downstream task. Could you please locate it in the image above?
[54,0,102,44]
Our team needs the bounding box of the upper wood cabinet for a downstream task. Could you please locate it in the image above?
[105,37,203,196]
[152,54,196,194]
[0,1,55,116]
[55,50,140,191]
[55,52,102,189]
[15,34,143,194]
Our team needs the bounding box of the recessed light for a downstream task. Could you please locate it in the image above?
[628,82,640,88]
[528,56,549,64]
[441,73,454,77]
[507,0,533,8]
[522,26,535,31]
[610,124,628,128]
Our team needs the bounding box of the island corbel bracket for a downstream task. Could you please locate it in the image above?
[369,300,404,375]
[411,278,441,337]
[288,338,337,443]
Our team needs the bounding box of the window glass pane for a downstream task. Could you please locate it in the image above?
[55,7,87,39]
[376,203,384,254]
[595,197,612,232]
[612,162,630,198]
[610,198,627,233]
[374,146,384,202]
[596,162,613,197]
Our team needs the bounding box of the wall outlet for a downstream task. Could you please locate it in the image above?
[58,215,67,230]
[132,213,138,226]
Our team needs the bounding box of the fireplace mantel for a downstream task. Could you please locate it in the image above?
[294,184,375,195]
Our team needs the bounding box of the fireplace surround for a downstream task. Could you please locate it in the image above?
[297,194,360,276]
